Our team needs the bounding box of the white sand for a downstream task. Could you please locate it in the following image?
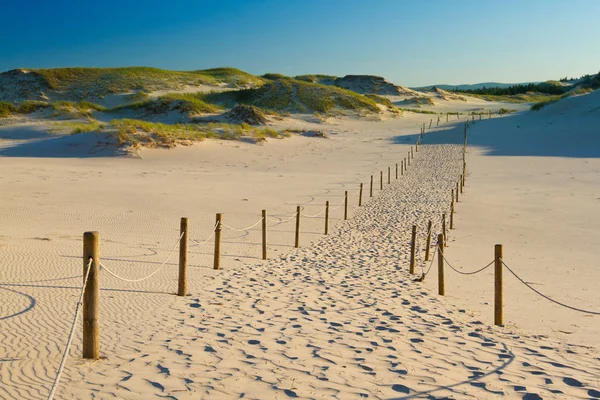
[1,95,599,399]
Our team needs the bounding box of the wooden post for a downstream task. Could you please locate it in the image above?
[456,181,459,202]
[459,175,463,193]
[370,175,373,197]
[425,220,432,261]
[407,152,411,166]
[359,183,363,206]
[262,210,267,260]
[294,206,301,248]
[411,147,414,160]
[325,201,329,235]
[450,200,455,230]
[344,191,348,220]
[178,217,188,296]
[429,119,432,129]
[83,231,100,359]
[462,162,466,187]
[380,171,383,190]
[495,244,504,325]
[213,213,222,270]
[388,167,391,184]
[442,213,447,247]
[409,225,417,274]
[446,113,449,122]
[395,163,398,179]
[437,234,445,295]
[416,140,419,152]
[402,159,405,175]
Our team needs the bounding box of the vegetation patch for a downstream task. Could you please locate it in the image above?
[398,108,437,115]
[109,93,222,115]
[110,119,284,149]
[207,76,380,114]
[51,119,106,134]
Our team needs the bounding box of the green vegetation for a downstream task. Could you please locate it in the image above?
[51,100,107,117]
[294,74,338,85]
[30,66,263,99]
[51,119,105,134]
[462,92,560,103]
[530,94,567,110]
[110,119,286,149]
[0,101,15,117]
[452,81,566,96]
[207,76,380,114]
[398,108,437,115]
[194,67,264,87]
[364,93,400,113]
[109,93,222,115]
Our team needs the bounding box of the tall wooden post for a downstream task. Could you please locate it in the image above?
[213,213,222,270]
[395,163,398,179]
[359,183,363,206]
[450,200,455,230]
[462,163,466,187]
[494,244,504,325]
[83,231,100,359]
[178,217,188,296]
[370,175,373,197]
[325,201,330,235]
[442,213,447,247]
[456,181,459,202]
[294,206,301,248]
[437,234,445,296]
[459,175,463,193]
[380,171,383,190]
[407,152,411,166]
[344,191,348,220]
[411,147,414,160]
[388,167,391,184]
[425,220,432,261]
[262,210,267,260]
[401,159,405,175]
[409,225,417,274]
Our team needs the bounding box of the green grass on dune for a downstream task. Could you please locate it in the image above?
[110,118,284,149]
[464,92,560,103]
[0,100,51,117]
[109,93,222,115]
[30,66,263,99]
[206,76,380,114]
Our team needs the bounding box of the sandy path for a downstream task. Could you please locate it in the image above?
[32,140,599,399]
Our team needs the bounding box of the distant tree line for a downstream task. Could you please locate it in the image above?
[451,83,565,96]
[452,71,599,96]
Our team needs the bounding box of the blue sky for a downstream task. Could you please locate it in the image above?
[1,0,599,86]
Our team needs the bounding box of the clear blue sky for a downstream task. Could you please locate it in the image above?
[1,0,599,86]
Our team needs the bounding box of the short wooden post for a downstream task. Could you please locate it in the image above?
[325,201,329,235]
[388,167,391,184]
[178,217,188,296]
[425,220,432,261]
[494,244,504,325]
[429,119,432,129]
[83,231,100,359]
[359,183,363,206]
[472,114,475,123]
[407,152,411,166]
[459,175,463,193]
[462,162,466,186]
[437,234,445,295]
[294,206,301,248]
[409,225,417,274]
[344,191,348,220]
[395,163,398,179]
[411,147,414,160]
[213,213,222,270]
[401,159,405,175]
[370,175,373,197]
[380,171,383,190]
[446,113,449,122]
[442,213,447,247]
[450,201,454,230]
[262,210,267,260]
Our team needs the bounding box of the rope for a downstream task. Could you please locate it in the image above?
[330,198,346,210]
[190,221,218,246]
[100,232,184,283]
[266,212,298,225]
[47,259,92,400]
[221,217,264,232]
[302,208,326,218]
[441,251,495,275]
[501,259,600,315]
[421,241,437,276]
